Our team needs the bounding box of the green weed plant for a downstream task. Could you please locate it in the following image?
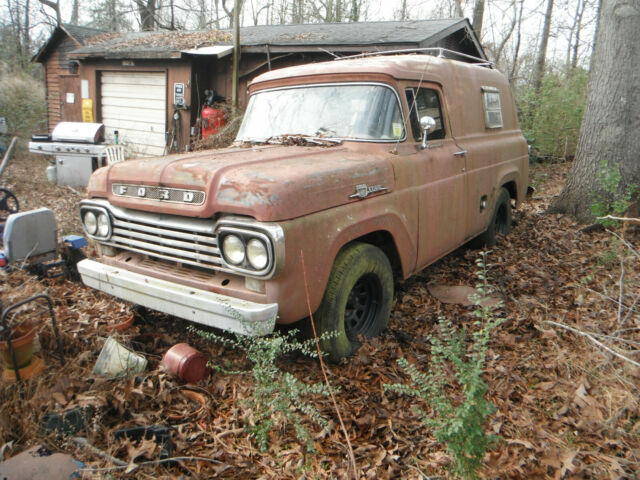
[591,159,637,227]
[193,326,333,453]
[385,252,502,479]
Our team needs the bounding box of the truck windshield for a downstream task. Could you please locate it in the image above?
[236,84,405,142]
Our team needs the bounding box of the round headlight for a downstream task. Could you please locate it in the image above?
[84,211,97,235]
[97,213,110,237]
[222,235,245,265]
[246,238,268,270]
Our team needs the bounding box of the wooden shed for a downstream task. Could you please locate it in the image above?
[34,19,485,156]
[32,24,105,130]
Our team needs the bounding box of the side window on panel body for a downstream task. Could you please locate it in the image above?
[405,87,446,141]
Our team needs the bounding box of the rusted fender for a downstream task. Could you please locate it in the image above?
[266,194,416,323]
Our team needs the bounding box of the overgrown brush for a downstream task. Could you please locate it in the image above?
[192,326,333,452]
[518,68,587,161]
[0,63,46,138]
[385,252,503,479]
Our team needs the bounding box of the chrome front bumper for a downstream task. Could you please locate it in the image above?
[77,259,277,336]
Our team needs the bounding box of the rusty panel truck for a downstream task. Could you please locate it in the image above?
[77,50,528,361]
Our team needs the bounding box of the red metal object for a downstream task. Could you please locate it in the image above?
[162,343,209,383]
[201,106,225,139]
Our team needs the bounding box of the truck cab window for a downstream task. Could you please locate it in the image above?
[405,87,446,141]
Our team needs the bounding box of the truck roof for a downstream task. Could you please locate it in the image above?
[249,53,503,89]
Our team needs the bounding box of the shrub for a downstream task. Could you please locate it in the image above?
[518,68,587,160]
[0,63,47,138]
[385,252,502,479]
[591,159,638,227]
[193,327,332,452]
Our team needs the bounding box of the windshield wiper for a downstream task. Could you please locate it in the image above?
[269,134,342,146]
[236,134,342,147]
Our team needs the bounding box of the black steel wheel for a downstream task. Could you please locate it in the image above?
[344,273,383,341]
[314,242,394,362]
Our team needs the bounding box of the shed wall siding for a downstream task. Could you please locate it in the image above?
[45,50,62,131]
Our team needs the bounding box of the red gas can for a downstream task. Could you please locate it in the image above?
[201,106,226,139]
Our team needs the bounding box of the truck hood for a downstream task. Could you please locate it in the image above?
[91,145,395,222]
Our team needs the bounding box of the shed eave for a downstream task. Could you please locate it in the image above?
[69,51,183,60]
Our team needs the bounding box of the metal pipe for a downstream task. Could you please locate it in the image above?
[0,137,18,178]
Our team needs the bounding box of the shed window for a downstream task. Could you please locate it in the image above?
[482,87,503,129]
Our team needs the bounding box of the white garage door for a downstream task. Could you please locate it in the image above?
[101,71,166,157]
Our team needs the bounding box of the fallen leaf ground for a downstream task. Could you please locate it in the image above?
[0,153,638,479]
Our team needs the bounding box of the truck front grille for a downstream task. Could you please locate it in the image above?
[98,203,231,273]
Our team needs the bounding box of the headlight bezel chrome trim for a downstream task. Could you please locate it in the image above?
[215,218,284,279]
[80,205,112,241]
[217,226,275,277]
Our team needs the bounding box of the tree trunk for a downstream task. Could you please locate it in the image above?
[231,0,241,111]
[571,0,587,68]
[533,0,554,91]
[494,0,517,65]
[23,0,31,62]
[453,0,464,17]
[509,0,524,84]
[349,0,359,21]
[397,0,409,20]
[136,0,157,30]
[110,0,117,31]
[550,0,640,222]
[472,0,485,39]
[71,0,79,24]
[38,0,62,25]
[214,0,220,28]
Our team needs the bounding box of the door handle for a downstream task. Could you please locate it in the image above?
[453,150,467,157]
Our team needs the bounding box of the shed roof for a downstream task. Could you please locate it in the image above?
[32,23,105,63]
[69,19,485,61]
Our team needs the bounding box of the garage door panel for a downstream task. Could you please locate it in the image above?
[101,73,167,86]
[102,97,167,111]
[102,84,166,101]
[108,128,166,147]
[99,114,165,133]
[101,71,166,157]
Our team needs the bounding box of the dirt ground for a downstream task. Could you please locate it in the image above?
[0,152,638,479]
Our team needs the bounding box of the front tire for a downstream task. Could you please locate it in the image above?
[314,242,394,362]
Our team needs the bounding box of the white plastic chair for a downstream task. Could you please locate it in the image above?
[104,145,126,165]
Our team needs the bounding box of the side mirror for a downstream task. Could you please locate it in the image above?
[420,116,436,149]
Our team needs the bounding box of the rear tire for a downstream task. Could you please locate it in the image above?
[314,242,394,362]
[471,187,512,248]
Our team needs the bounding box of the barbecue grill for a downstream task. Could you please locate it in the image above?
[29,122,107,187]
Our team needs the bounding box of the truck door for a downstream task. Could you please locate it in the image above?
[403,85,468,268]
